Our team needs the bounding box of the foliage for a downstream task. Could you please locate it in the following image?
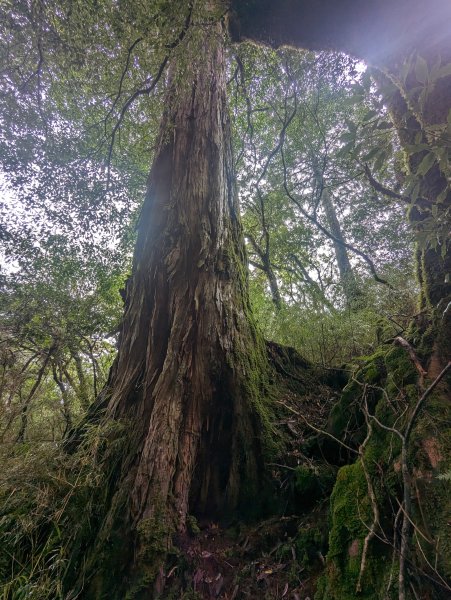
[0,420,127,599]
[230,46,413,312]
[249,269,417,366]
[0,242,122,442]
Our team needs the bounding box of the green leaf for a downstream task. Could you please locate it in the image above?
[344,119,357,134]
[415,55,428,84]
[432,63,451,81]
[399,60,412,84]
[414,132,423,145]
[374,149,389,172]
[362,109,378,122]
[416,152,435,176]
[340,131,355,143]
[404,143,429,154]
[346,93,364,106]
[361,147,381,162]
[437,188,448,204]
[410,182,420,204]
[337,140,355,156]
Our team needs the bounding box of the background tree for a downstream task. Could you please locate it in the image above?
[231,0,451,371]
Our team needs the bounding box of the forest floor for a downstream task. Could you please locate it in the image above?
[171,513,325,600]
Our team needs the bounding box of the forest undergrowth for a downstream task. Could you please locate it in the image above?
[1,325,449,599]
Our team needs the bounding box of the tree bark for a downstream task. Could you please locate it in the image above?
[75,17,270,596]
[319,185,360,306]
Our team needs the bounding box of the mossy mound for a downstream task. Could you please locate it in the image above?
[317,343,451,600]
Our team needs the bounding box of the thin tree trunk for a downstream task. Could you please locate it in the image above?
[310,158,360,306]
[52,362,73,435]
[70,349,90,410]
[289,253,336,311]
[266,263,283,309]
[247,234,282,309]
[16,348,53,442]
[321,188,359,302]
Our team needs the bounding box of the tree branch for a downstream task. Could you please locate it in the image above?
[281,147,392,287]
[105,2,194,189]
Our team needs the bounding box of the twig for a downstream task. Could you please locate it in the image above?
[386,505,403,596]
[414,533,451,592]
[360,363,450,599]
[404,362,451,445]
[105,2,194,189]
[393,337,427,386]
[275,400,358,455]
[104,37,144,132]
[356,394,380,593]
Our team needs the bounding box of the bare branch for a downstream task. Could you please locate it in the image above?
[393,336,427,385]
[104,37,144,132]
[275,399,358,455]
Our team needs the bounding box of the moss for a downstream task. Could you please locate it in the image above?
[291,464,337,512]
[186,515,200,535]
[384,347,417,385]
[124,513,173,599]
[408,386,451,580]
[326,351,386,450]
[294,465,318,495]
[318,462,392,600]
[318,338,450,599]
[294,524,326,569]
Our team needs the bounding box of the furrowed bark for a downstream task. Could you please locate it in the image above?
[73,16,271,596]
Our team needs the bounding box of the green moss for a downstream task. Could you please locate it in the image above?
[318,462,392,600]
[326,350,387,447]
[295,525,325,568]
[186,515,200,535]
[123,513,173,599]
[384,347,417,385]
[318,339,450,600]
[327,463,369,558]
[408,387,451,580]
[291,464,337,512]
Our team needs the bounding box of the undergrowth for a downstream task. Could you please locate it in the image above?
[0,420,126,599]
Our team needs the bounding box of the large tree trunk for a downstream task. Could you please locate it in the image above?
[75,16,271,597]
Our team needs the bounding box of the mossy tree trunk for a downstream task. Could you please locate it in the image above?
[376,69,451,372]
[77,15,271,596]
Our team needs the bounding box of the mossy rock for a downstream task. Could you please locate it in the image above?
[318,462,392,600]
[325,351,386,452]
[318,340,450,600]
